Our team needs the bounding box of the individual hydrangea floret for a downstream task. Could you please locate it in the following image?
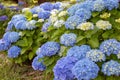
[99,39,120,56]
[67,45,91,60]
[103,0,119,10]
[32,54,46,71]
[72,58,99,80]
[75,8,91,20]
[41,22,51,32]
[77,22,94,31]
[3,32,20,43]
[65,15,85,29]
[96,20,112,30]
[40,2,53,11]
[0,39,11,51]
[40,42,60,56]
[8,46,21,58]
[26,20,37,30]
[60,33,77,46]
[53,57,78,80]
[93,0,105,12]
[101,60,120,76]
[54,20,65,28]
[86,49,106,62]
[38,11,51,19]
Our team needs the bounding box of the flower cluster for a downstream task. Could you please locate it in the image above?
[53,57,77,80]
[102,60,120,76]
[72,58,99,80]
[96,20,112,30]
[0,15,8,21]
[32,54,46,71]
[8,46,21,58]
[0,39,11,51]
[77,22,94,31]
[99,39,120,56]
[60,33,77,46]
[54,20,65,28]
[86,49,106,62]
[38,42,60,56]
[67,45,91,60]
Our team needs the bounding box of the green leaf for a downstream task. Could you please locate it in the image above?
[24,11,33,20]
[29,52,35,60]
[77,36,85,43]
[15,37,28,47]
[92,12,100,17]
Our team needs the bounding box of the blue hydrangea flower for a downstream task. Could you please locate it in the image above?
[103,0,119,10]
[26,20,37,30]
[93,0,105,12]
[67,4,80,16]
[41,22,51,32]
[60,33,77,46]
[86,49,106,62]
[14,20,27,30]
[72,58,99,80]
[32,54,46,71]
[99,39,120,56]
[3,32,20,43]
[78,0,94,11]
[40,2,53,11]
[0,39,11,51]
[101,60,120,76]
[6,21,14,32]
[75,8,91,20]
[31,6,43,14]
[53,57,78,80]
[0,4,4,9]
[65,15,85,29]
[0,15,8,21]
[67,45,91,60]
[53,2,62,10]
[8,46,21,58]
[40,42,60,56]
[38,11,50,19]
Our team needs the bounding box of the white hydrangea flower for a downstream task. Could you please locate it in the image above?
[33,14,38,17]
[96,20,112,30]
[49,15,58,24]
[54,20,65,28]
[22,8,31,13]
[58,11,68,17]
[117,53,120,59]
[38,19,44,23]
[77,22,94,31]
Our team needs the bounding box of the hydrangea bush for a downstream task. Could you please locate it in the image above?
[0,0,120,80]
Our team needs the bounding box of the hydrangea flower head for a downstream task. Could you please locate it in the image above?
[96,20,112,30]
[0,39,11,51]
[77,22,94,31]
[72,58,99,80]
[8,46,21,58]
[75,8,91,20]
[86,49,106,62]
[31,6,43,14]
[103,0,119,10]
[26,20,37,30]
[54,20,65,28]
[93,0,105,12]
[60,33,77,46]
[99,39,120,56]
[65,15,85,29]
[14,20,27,30]
[3,32,20,43]
[67,45,91,60]
[40,42,60,56]
[41,22,51,32]
[40,2,53,11]
[38,11,50,19]
[53,57,78,80]
[53,2,62,10]
[102,60,120,76]
[32,54,46,71]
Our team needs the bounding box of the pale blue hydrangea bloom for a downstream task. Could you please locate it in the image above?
[38,11,50,19]
[60,33,77,46]
[32,54,46,71]
[0,39,11,51]
[86,49,106,62]
[40,42,60,56]
[14,20,27,30]
[72,58,99,80]
[53,57,78,80]
[31,6,43,14]
[6,21,14,31]
[102,60,120,76]
[3,32,20,43]
[40,2,53,11]
[99,39,120,56]
[26,20,37,30]
[8,46,21,58]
